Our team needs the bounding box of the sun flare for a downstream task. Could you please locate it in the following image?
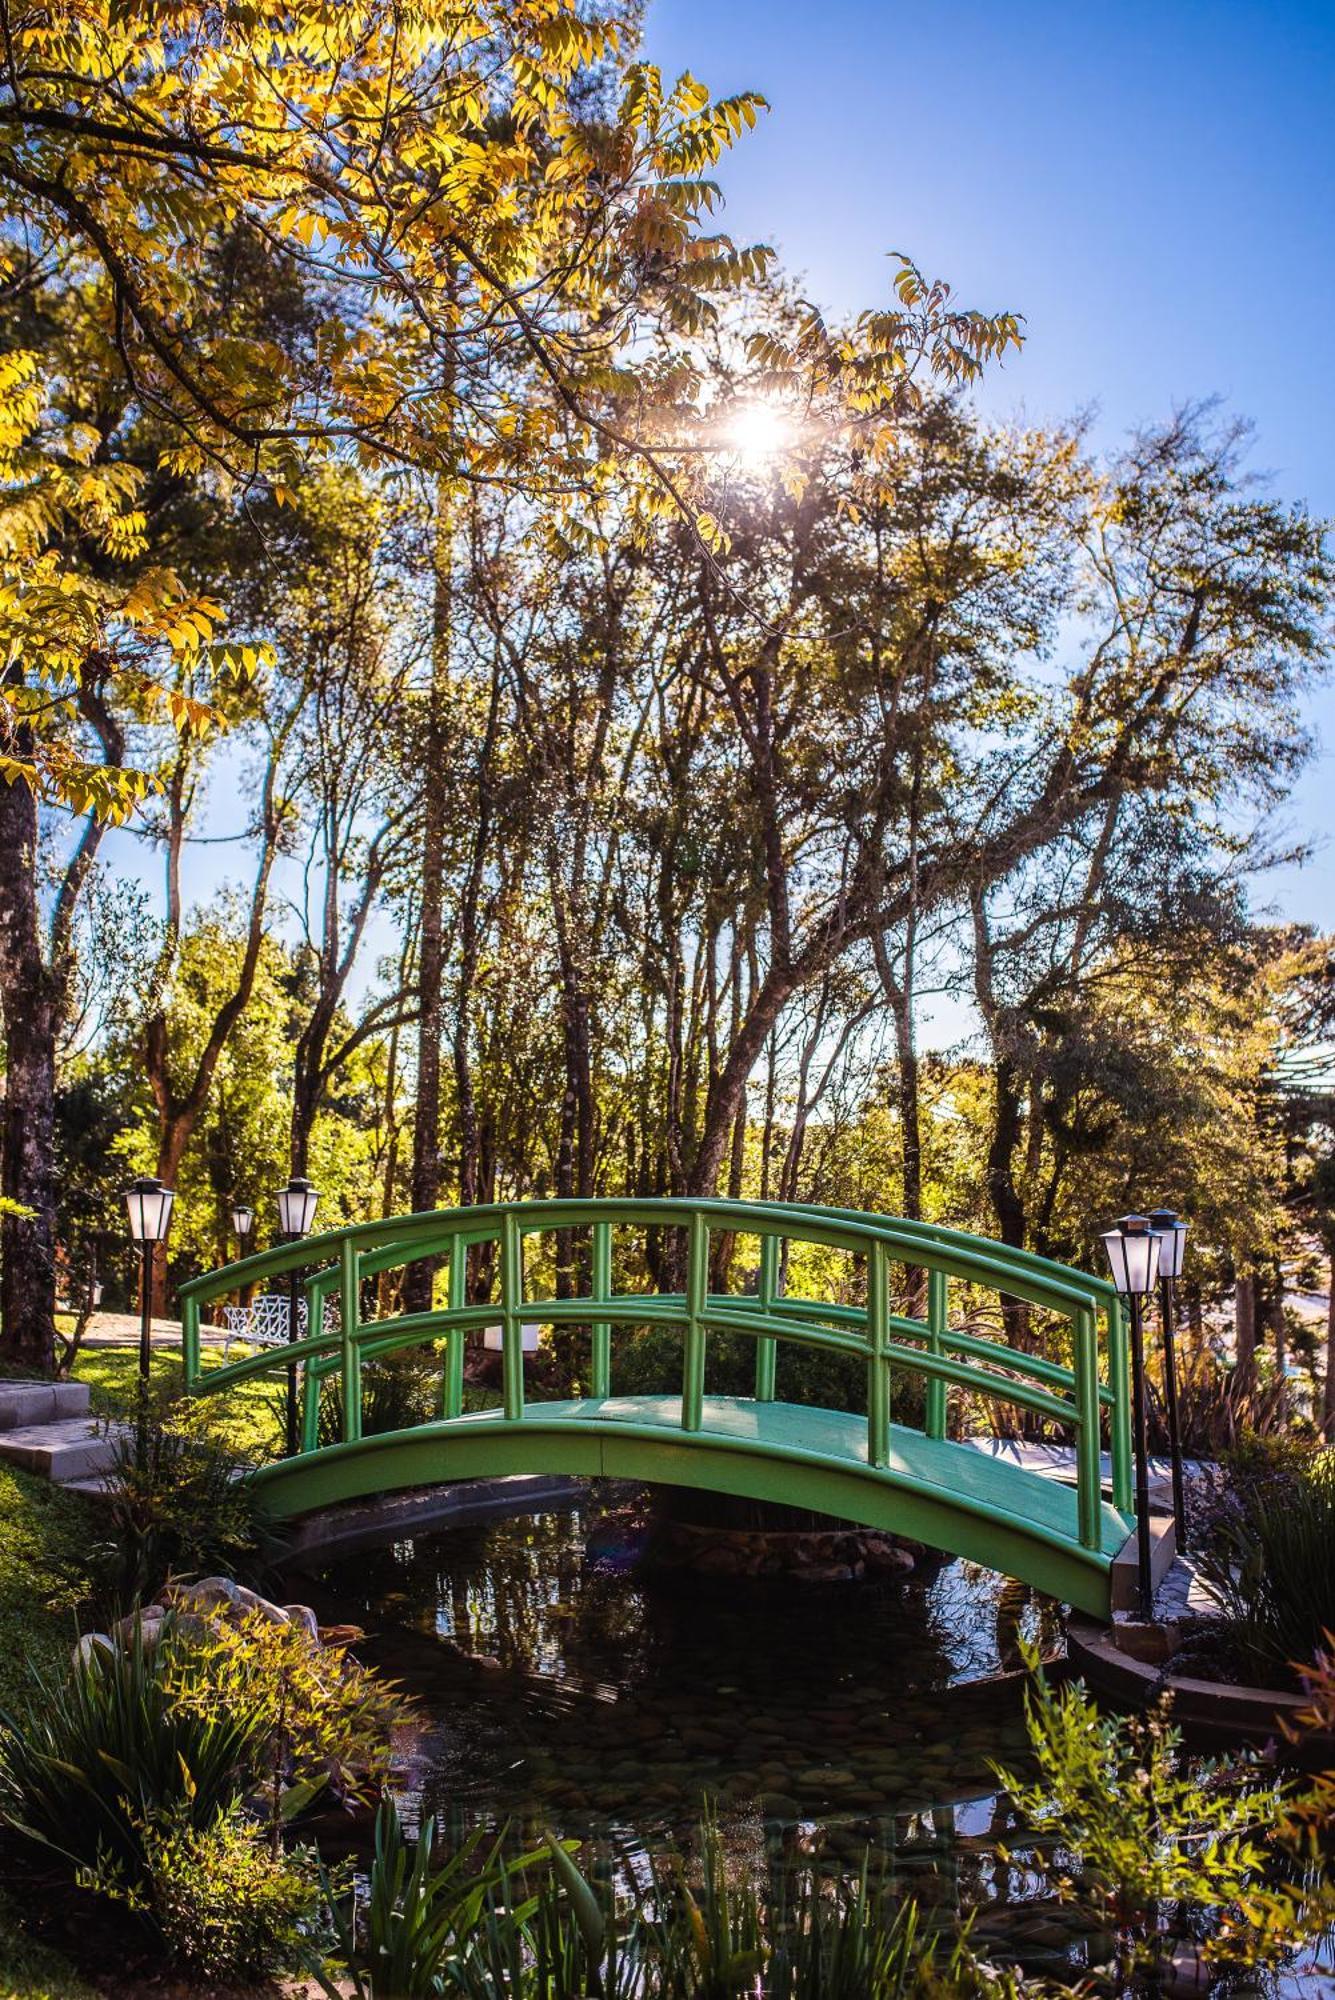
[724,400,792,467]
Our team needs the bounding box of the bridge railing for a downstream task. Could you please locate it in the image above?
[179,1199,1130,1553]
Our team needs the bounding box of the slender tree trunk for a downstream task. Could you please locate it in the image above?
[406,483,452,1310]
[1234,1270,1257,1394]
[0,765,57,1373]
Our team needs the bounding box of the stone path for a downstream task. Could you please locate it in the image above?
[0,1378,126,1492]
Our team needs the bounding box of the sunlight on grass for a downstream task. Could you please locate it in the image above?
[71,1348,284,1463]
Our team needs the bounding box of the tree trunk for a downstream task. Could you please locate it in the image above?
[1234,1270,1257,1393]
[0,766,57,1373]
[406,483,452,1310]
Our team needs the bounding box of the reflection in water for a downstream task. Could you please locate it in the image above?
[313,1495,1084,1971]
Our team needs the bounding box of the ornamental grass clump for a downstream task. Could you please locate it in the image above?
[1194,1437,1335,1680]
[0,1623,268,1885]
[317,1797,1014,1999]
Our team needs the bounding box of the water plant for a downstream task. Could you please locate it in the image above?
[314,1797,1016,1999]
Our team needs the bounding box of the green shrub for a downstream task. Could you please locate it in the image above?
[993,1644,1286,1989]
[93,1398,274,1607]
[164,1606,410,1846]
[1195,1442,1335,1678]
[88,1799,326,1981]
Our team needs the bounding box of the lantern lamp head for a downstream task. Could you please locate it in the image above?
[124,1177,175,1245]
[276,1177,319,1239]
[1146,1208,1188,1281]
[1099,1213,1162,1297]
[231,1202,254,1241]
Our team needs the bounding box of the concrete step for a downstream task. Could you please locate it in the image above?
[0,1380,91,1429]
[0,1416,123,1482]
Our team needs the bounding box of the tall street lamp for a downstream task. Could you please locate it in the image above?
[1100,1213,1162,1620]
[124,1176,174,1458]
[1147,1208,1189,1550]
[276,1177,319,1457]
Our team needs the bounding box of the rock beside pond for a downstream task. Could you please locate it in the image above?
[75,1575,336,1665]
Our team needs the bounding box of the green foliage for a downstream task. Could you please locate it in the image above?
[87,1799,326,1982]
[0,1466,90,1711]
[316,1798,1013,1999]
[163,1607,410,1844]
[91,1397,274,1608]
[993,1646,1284,1986]
[0,1627,268,1887]
[318,1352,441,1447]
[1194,1442,1335,1679]
[316,1797,539,1999]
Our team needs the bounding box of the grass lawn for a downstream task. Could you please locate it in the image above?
[71,1346,286,1462]
[0,1464,91,1711]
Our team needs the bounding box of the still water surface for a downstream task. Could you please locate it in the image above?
[313,1492,1100,1972]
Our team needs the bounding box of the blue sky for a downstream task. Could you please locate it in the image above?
[643,0,1335,928]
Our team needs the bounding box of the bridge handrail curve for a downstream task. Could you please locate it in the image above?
[180,1197,1114,1318]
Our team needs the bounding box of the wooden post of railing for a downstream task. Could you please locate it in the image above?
[682,1209,708,1432]
[442,1233,466,1418]
[181,1294,200,1390]
[1074,1304,1101,1550]
[867,1241,891,1468]
[340,1236,362,1444]
[925,1267,948,1440]
[755,1232,779,1401]
[591,1221,612,1399]
[1107,1298,1133,1513]
[501,1211,525,1422]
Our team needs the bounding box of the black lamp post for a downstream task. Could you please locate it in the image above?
[1100,1213,1163,1619]
[275,1177,319,1456]
[1147,1207,1189,1551]
[230,1200,254,1249]
[124,1177,174,1461]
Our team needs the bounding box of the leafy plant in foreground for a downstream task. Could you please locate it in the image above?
[162,1605,410,1851]
[992,1646,1286,1990]
[316,1797,1015,1998]
[85,1798,327,1981]
[0,1625,266,1885]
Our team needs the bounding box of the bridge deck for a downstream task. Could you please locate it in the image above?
[438,1394,1132,1559]
[253,1392,1133,1615]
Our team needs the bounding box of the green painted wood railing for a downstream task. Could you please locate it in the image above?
[178,1198,1132,1553]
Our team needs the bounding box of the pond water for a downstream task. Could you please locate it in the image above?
[309,1488,1123,1977]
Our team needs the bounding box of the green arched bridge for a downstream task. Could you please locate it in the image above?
[180,1199,1137,1619]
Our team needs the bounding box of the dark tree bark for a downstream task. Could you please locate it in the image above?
[0,764,58,1373]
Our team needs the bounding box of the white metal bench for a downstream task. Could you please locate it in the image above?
[221,1293,340,1360]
